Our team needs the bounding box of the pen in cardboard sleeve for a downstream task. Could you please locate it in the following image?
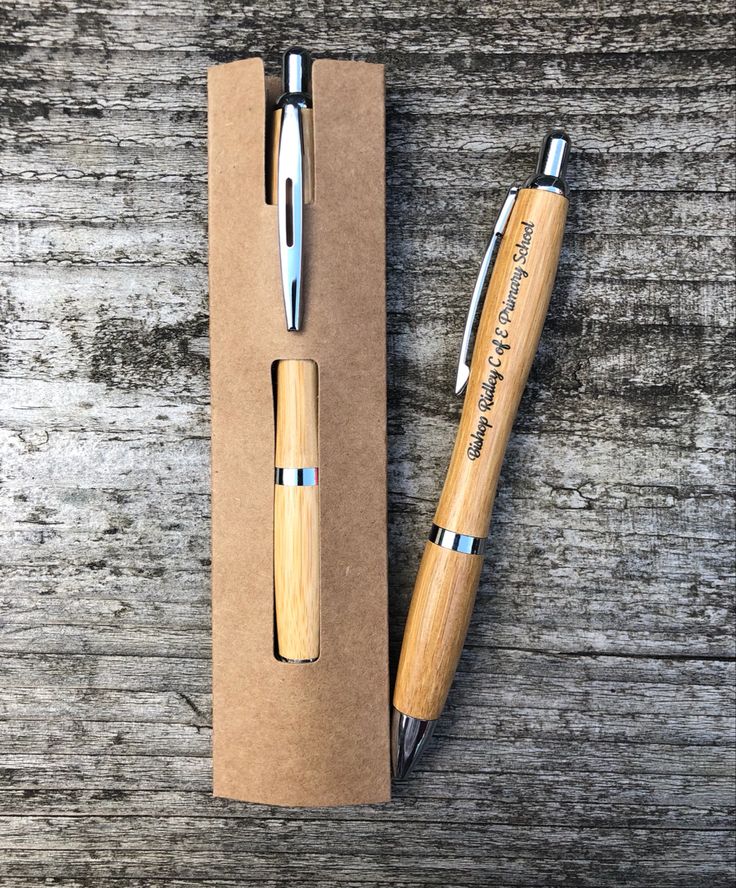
[271,49,320,663]
[392,130,572,778]
[209,45,390,805]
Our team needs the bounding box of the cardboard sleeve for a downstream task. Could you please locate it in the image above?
[208,58,390,806]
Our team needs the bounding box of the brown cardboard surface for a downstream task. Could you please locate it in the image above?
[208,57,390,806]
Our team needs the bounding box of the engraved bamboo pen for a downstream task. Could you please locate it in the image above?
[392,130,572,778]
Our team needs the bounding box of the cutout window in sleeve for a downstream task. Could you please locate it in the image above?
[272,359,320,663]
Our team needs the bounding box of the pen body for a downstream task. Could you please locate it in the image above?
[274,360,320,662]
[395,187,568,721]
[437,187,567,537]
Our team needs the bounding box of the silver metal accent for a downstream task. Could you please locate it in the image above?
[429,523,486,555]
[391,708,437,779]
[524,129,571,197]
[274,467,319,487]
[276,48,312,332]
[455,185,520,396]
[283,46,310,95]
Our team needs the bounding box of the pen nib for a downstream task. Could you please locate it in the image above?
[391,708,437,780]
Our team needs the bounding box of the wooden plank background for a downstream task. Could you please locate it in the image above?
[0,1,734,885]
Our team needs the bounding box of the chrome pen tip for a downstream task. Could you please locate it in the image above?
[391,708,437,780]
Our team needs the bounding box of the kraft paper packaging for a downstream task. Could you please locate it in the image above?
[208,57,390,806]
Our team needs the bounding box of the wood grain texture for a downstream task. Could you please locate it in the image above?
[0,0,734,886]
[394,542,483,719]
[273,360,320,661]
[436,187,568,536]
[274,359,319,468]
[273,484,320,661]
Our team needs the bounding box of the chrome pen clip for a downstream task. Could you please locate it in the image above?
[276,48,312,332]
[454,185,520,395]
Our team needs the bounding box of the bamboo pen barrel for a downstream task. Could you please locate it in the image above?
[436,187,568,537]
[394,543,483,721]
[395,187,568,720]
[274,360,320,662]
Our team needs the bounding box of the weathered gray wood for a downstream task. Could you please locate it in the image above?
[0,0,734,886]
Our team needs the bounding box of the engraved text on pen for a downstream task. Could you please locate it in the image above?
[467,220,535,461]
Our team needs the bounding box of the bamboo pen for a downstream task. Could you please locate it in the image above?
[392,131,571,777]
[271,49,320,662]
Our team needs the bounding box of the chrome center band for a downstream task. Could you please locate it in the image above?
[429,523,486,555]
[274,467,319,487]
